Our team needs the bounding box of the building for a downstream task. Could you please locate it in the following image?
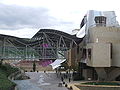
[68,10,120,81]
[0,29,82,71]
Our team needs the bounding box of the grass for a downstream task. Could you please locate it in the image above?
[0,63,19,90]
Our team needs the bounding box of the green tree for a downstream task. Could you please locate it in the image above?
[33,61,36,72]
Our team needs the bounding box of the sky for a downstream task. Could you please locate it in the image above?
[0,0,120,38]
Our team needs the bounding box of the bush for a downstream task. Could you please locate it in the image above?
[2,64,18,76]
[0,64,19,89]
[0,59,3,66]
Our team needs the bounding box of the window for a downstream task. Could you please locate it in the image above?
[110,43,112,59]
[82,49,86,58]
[88,48,91,59]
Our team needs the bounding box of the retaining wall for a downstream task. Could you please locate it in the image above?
[76,82,120,90]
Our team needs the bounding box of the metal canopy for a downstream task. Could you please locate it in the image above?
[32,29,82,48]
[0,29,82,60]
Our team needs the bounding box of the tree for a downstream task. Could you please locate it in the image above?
[33,61,36,72]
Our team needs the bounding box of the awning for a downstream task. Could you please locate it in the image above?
[50,59,66,69]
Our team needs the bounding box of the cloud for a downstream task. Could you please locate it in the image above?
[0,4,49,30]
[0,28,38,38]
[0,3,72,30]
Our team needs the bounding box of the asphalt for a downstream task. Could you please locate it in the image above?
[14,71,80,90]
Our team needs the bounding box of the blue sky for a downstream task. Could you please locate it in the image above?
[0,0,120,38]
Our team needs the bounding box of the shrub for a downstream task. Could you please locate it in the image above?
[0,64,19,89]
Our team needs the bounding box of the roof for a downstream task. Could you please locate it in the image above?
[32,29,82,48]
[0,29,83,48]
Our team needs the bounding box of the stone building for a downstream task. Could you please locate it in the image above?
[67,10,120,81]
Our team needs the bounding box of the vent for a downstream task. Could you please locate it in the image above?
[94,16,106,26]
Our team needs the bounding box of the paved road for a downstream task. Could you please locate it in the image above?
[14,72,68,90]
[14,80,42,90]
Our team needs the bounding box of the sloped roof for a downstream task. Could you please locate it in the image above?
[32,29,82,47]
[0,29,82,48]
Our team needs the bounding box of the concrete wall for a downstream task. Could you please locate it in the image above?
[76,84,120,90]
[89,27,120,43]
[19,65,53,72]
[67,47,77,68]
[112,44,120,66]
[87,26,120,67]
[86,43,111,67]
[83,69,94,80]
